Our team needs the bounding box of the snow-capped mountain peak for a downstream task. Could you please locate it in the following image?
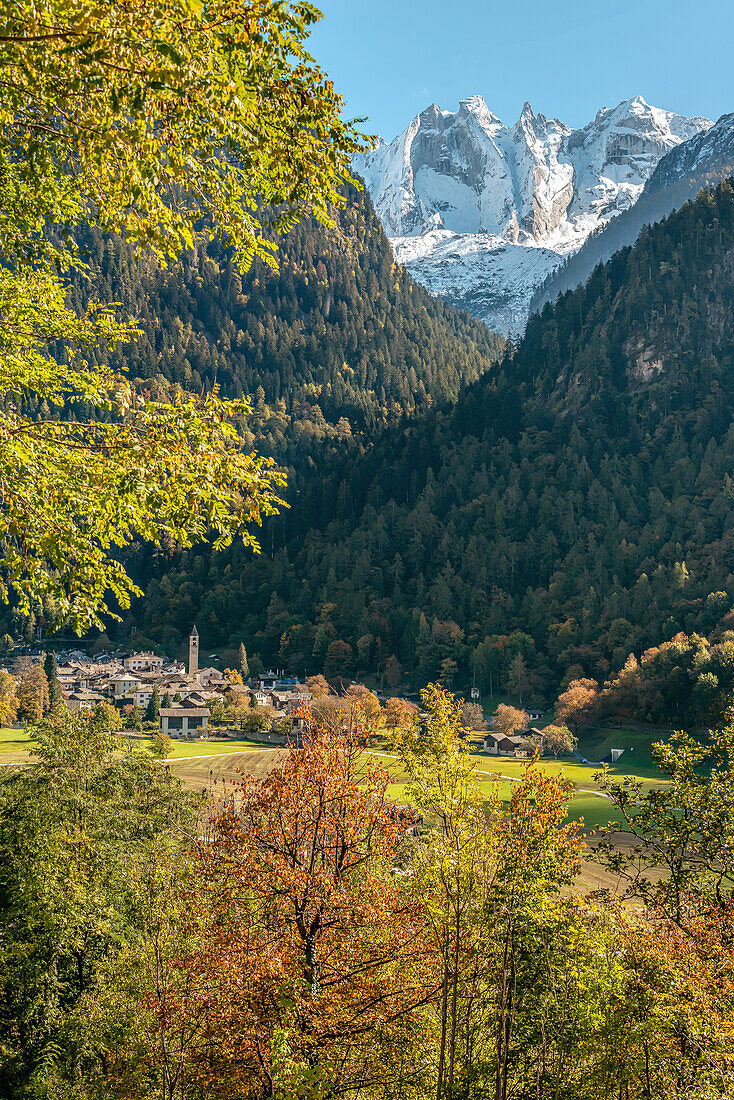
[354,96,712,335]
[648,111,734,188]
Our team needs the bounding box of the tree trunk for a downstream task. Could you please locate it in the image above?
[436,961,449,1100]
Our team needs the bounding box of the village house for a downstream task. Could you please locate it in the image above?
[222,683,252,703]
[88,670,117,695]
[131,686,156,709]
[180,688,223,708]
[268,688,310,710]
[258,670,281,690]
[483,731,534,757]
[288,690,313,708]
[198,666,225,687]
[108,672,144,698]
[123,652,165,672]
[280,691,313,728]
[66,689,106,714]
[58,663,97,690]
[155,674,196,695]
[159,705,209,738]
[56,667,81,692]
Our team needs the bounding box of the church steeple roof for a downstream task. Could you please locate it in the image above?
[190,624,198,637]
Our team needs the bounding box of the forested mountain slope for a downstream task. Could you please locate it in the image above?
[68,182,502,448]
[2,185,503,640]
[133,182,734,706]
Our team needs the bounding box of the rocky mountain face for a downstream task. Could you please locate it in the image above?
[531,112,734,315]
[648,111,734,189]
[354,96,710,335]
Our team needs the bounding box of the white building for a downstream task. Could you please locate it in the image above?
[123,652,166,672]
[159,706,209,737]
[109,673,144,698]
[132,687,155,709]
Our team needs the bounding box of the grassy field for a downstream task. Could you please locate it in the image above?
[159,741,631,830]
[0,723,664,825]
[0,727,641,891]
[469,747,662,828]
[577,725,669,772]
[165,747,284,791]
[124,735,285,791]
[0,726,35,764]
[467,754,666,792]
[136,735,272,760]
[0,728,283,769]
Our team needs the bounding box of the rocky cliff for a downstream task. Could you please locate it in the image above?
[354,95,710,335]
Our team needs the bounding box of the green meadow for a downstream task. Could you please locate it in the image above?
[0,725,666,833]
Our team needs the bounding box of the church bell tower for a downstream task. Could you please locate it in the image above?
[188,624,199,680]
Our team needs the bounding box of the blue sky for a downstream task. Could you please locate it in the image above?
[308,0,731,139]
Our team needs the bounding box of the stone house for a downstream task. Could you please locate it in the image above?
[198,666,225,687]
[109,673,144,698]
[65,690,106,714]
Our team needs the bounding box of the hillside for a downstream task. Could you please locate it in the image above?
[68,182,502,448]
[1,185,503,641]
[131,181,734,715]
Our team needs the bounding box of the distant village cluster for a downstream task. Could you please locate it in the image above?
[0,626,609,762]
[11,626,312,739]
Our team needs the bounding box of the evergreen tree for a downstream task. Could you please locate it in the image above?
[145,685,160,724]
[47,678,65,719]
[238,643,249,681]
[43,650,64,717]
[43,650,57,683]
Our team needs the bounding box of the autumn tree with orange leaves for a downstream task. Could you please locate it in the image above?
[10,687,734,1100]
[309,686,382,742]
[157,723,434,1098]
[555,678,600,734]
[383,696,420,731]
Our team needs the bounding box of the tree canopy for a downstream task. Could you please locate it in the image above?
[0,0,365,632]
[0,0,366,267]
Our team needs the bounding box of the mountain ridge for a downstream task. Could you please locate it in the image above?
[354,95,711,335]
[530,112,734,313]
